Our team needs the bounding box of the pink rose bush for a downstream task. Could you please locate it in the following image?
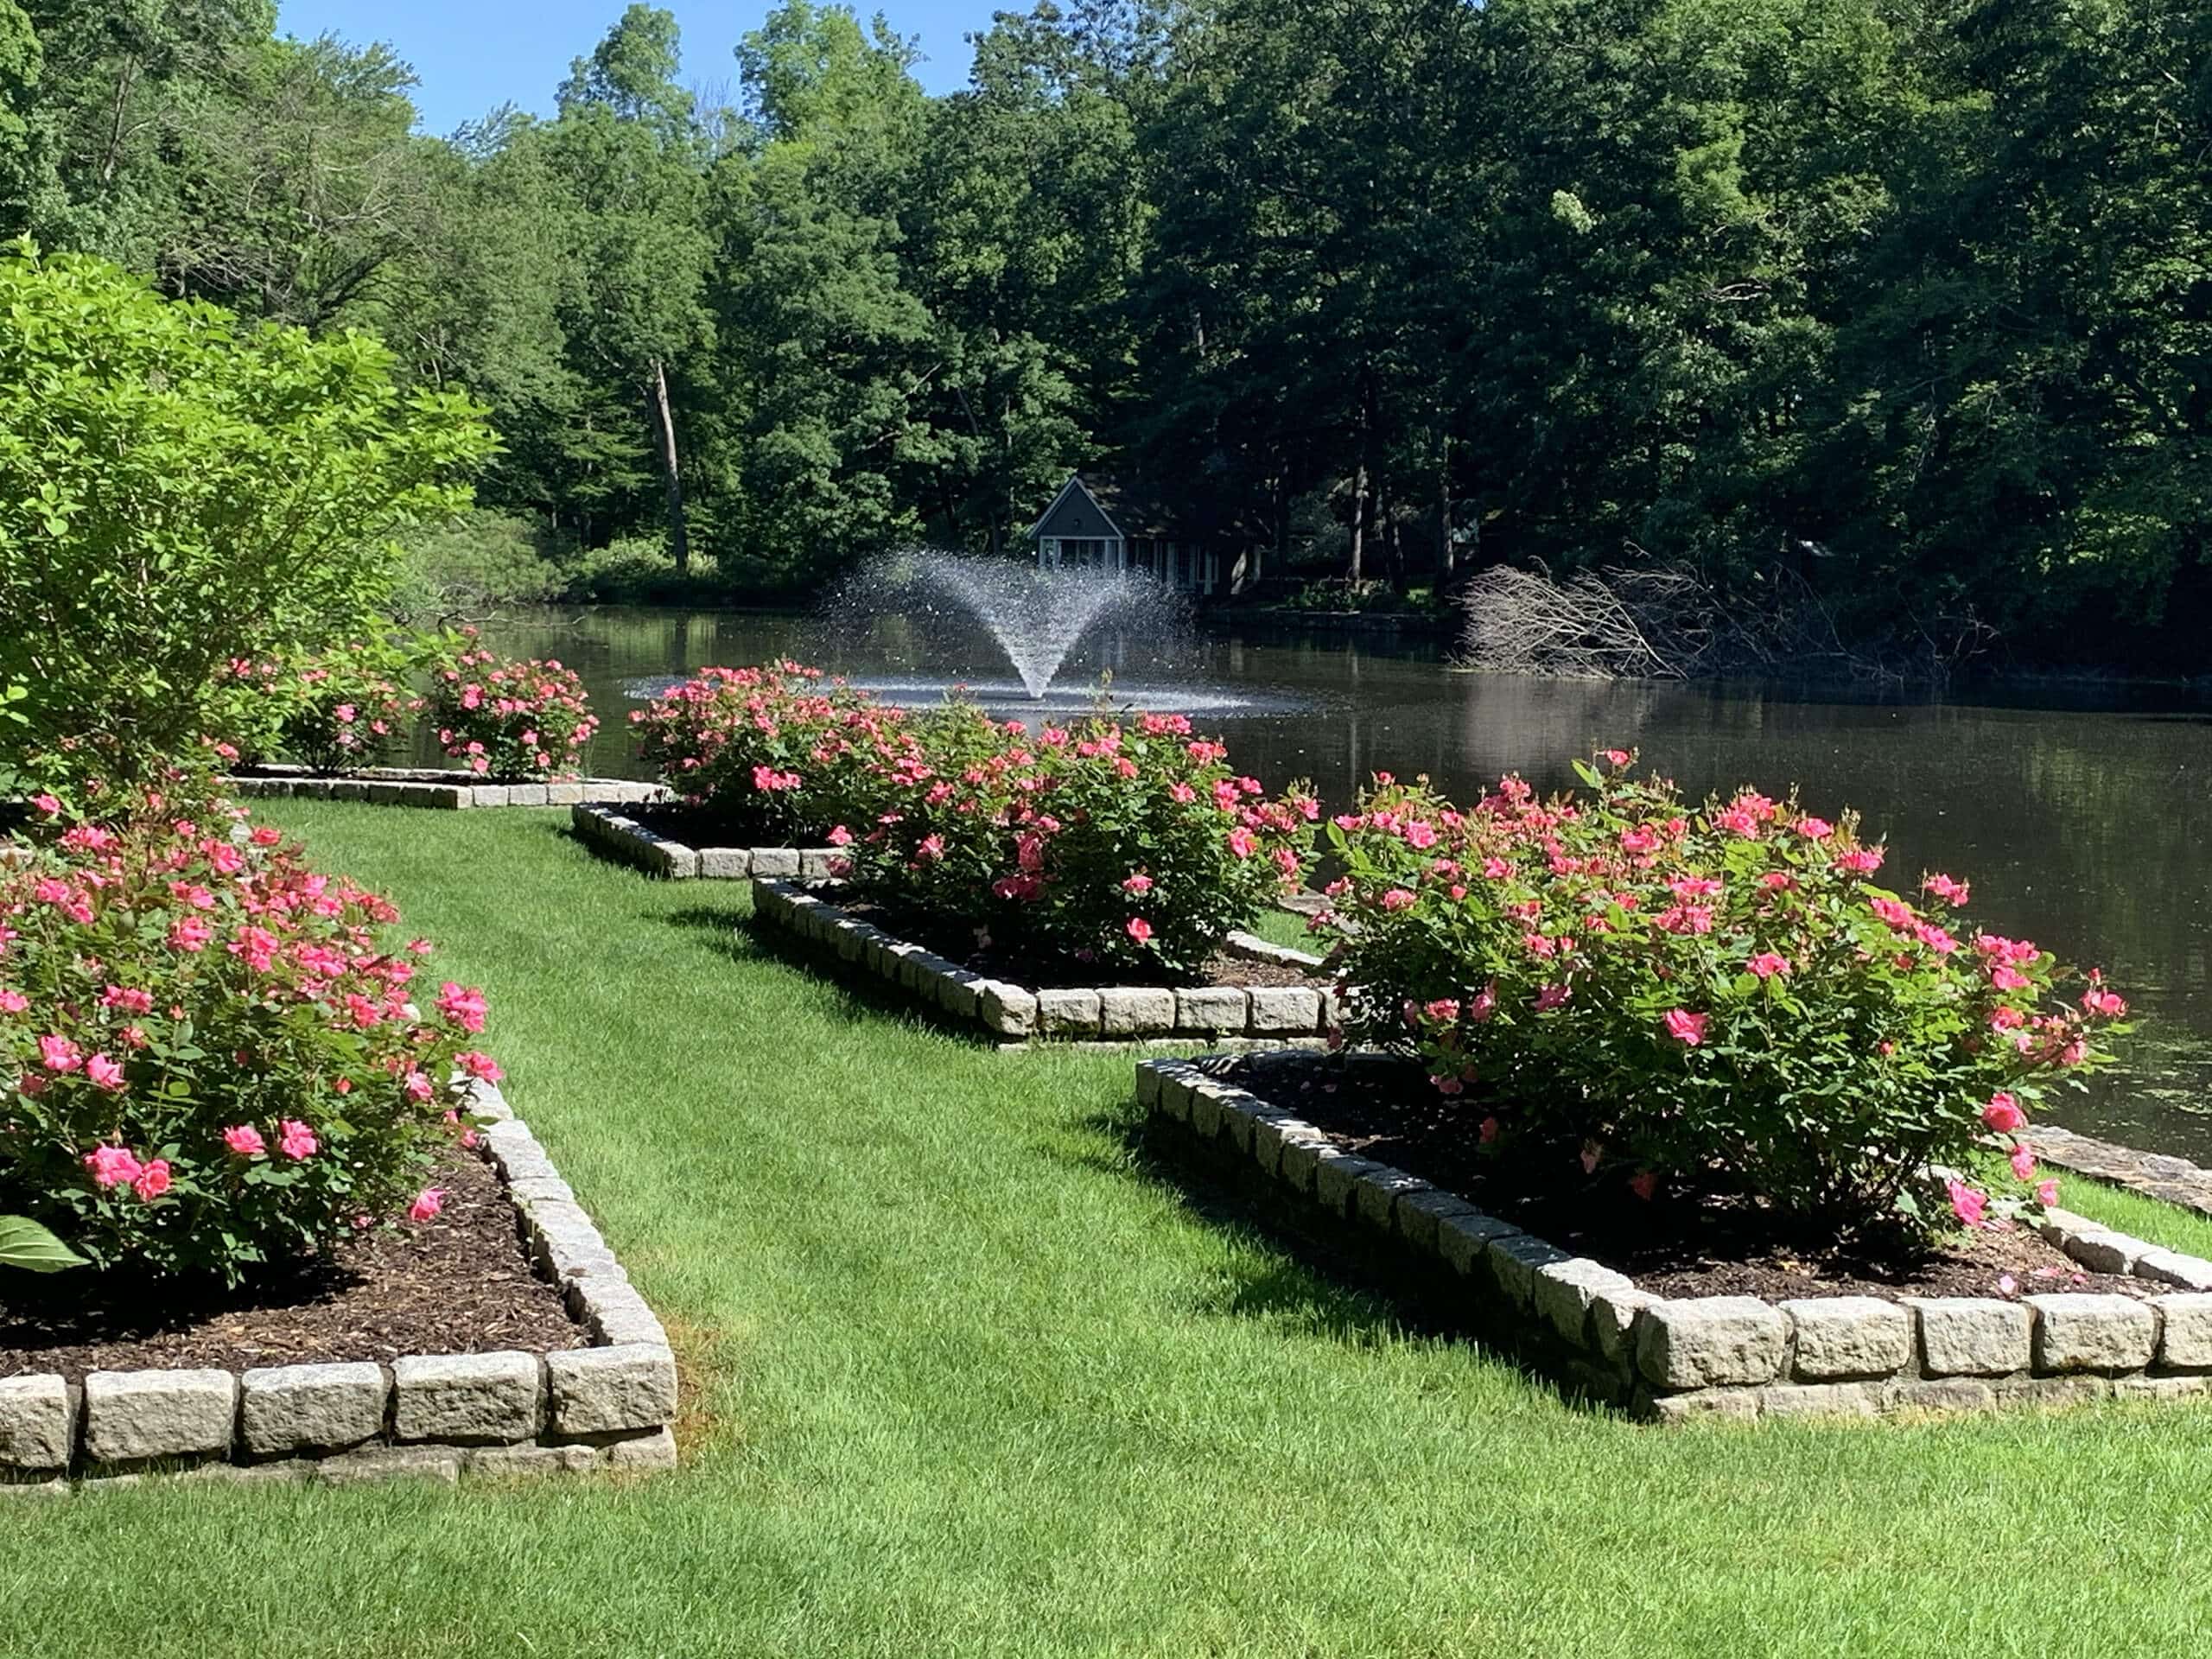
[0,796,495,1281]
[1312,751,2128,1239]
[631,662,917,844]
[837,701,1317,979]
[423,632,598,781]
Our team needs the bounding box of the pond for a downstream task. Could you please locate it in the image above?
[441,604,2212,1161]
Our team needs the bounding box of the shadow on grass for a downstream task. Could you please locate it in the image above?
[661,904,998,1042]
[1072,1097,1559,1376]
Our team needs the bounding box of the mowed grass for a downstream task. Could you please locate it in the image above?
[9,804,2212,1657]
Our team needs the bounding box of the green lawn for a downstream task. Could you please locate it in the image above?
[11,804,2212,1657]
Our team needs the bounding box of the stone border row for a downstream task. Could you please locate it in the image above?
[1142,1055,2212,1422]
[751,877,1339,1046]
[2028,1124,2212,1218]
[0,1081,677,1494]
[571,800,839,881]
[227,766,665,811]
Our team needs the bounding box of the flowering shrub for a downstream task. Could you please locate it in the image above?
[0,794,497,1281]
[1313,753,2127,1239]
[220,639,420,774]
[840,702,1318,979]
[631,663,918,842]
[423,632,599,779]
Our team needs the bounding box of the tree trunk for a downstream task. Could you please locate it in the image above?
[1348,459,1367,583]
[646,358,689,575]
[1437,430,1454,584]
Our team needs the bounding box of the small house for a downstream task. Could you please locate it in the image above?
[1028,473,1224,595]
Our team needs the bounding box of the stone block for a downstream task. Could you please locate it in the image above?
[317,1444,461,1487]
[470,785,511,809]
[1532,1258,1637,1348]
[977,982,1037,1038]
[580,1284,670,1351]
[749,847,801,878]
[1173,987,1249,1034]
[697,848,751,880]
[1591,1287,1663,1365]
[1781,1297,1912,1381]
[1312,1152,1382,1217]
[2061,1230,2147,1275]
[1912,1297,2031,1376]
[1353,1166,1431,1231]
[392,1351,542,1445]
[1247,986,1322,1033]
[1882,1377,1997,1414]
[1135,1065,1164,1109]
[1648,1388,1761,1424]
[1481,1233,1573,1311]
[2026,1293,2158,1373]
[606,1427,678,1471]
[1274,1132,1331,1193]
[546,1344,677,1437]
[0,1376,73,1471]
[1246,1113,1311,1178]
[2135,1249,2212,1294]
[505,784,549,807]
[2114,1374,2212,1402]
[1433,1209,1522,1275]
[240,1363,387,1456]
[1186,1081,1224,1138]
[1635,1297,1788,1389]
[463,1442,602,1477]
[647,842,699,880]
[936,970,982,1020]
[485,1118,560,1185]
[1152,1066,1195,1123]
[83,1370,237,1464]
[1758,1382,1879,1420]
[545,782,585,806]
[1995,1373,2113,1408]
[2156,1292,2212,1368]
[798,850,838,880]
[1393,1188,1480,1255]
[1099,987,1176,1037]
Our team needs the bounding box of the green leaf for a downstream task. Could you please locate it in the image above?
[0,1215,87,1273]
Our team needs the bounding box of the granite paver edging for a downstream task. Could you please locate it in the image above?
[0,1080,677,1495]
[1142,1054,2212,1422]
[750,876,1338,1047]
[572,801,839,881]
[227,766,665,812]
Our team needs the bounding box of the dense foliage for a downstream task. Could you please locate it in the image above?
[1313,756,2128,1237]
[0,793,496,1281]
[423,636,600,780]
[639,663,1315,976]
[0,245,492,789]
[7,0,2205,664]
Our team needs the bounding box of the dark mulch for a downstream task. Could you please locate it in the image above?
[1224,1052,2152,1305]
[832,898,1325,992]
[626,801,784,847]
[0,1147,587,1383]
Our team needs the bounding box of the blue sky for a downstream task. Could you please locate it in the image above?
[275,0,988,134]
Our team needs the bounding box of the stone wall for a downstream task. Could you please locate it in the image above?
[571,802,840,881]
[0,1084,677,1495]
[751,877,1338,1046]
[1142,1056,2212,1422]
[228,766,664,811]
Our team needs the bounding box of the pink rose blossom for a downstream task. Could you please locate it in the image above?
[407,1188,447,1223]
[131,1159,171,1202]
[1126,917,1154,944]
[278,1119,319,1160]
[37,1034,81,1073]
[1747,951,1791,980]
[2009,1144,2037,1182]
[1947,1178,1989,1229]
[1980,1092,2026,1133]
[85,1053,126,1091]
[224,1124,266,1157]
[84,1145,142,1188]
[2035,1179,2059,1206]
[1662,1008,1708,1046]
[1122,873,1154,894]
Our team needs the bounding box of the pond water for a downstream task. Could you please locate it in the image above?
[441,604,2212,1161]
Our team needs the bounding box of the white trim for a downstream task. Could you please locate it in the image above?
[1026,474,1124,543]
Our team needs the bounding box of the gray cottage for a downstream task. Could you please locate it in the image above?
[1028,473,1223,595]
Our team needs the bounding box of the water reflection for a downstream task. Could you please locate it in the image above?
[444,606,2212,1160]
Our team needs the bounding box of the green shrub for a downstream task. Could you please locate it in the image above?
[1313,754,2128,1240]
[0,244,493,791]
[0,793,494,1282]
[560,536,724,605]
[390,510,564,623]
[422,632,600,779]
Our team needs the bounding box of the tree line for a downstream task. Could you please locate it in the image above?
[3,0,2207,664]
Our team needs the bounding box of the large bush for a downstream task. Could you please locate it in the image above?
[223,636,421,775]
[0,244,493,790]
[1314,753,2126,1239]
[632,664,921,842]
[0,794,495,1281]
[842,702,1318,980]
[422,633,600,780]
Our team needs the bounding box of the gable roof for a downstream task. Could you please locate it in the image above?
[1028,472,1224,541]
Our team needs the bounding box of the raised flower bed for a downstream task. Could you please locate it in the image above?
[751,877,1337,1046]
[0,1082,677,1491]
[0,798,674,1491]
[1144,1053,2212,1422]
